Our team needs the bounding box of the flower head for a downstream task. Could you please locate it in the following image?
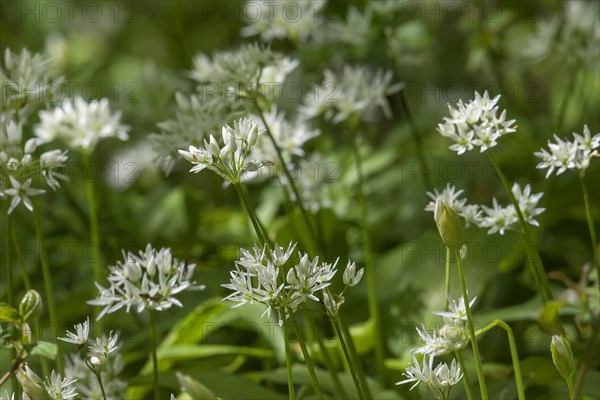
[437,91,516,154]
[35,96,129,152]
[396,354,462,400]
[44,370,78,400]
[2,176,45,214]
[59,317,90,346]
[88,244,204,320]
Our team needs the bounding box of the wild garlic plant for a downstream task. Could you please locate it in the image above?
[88,244,203,399]
[58,318,124,400]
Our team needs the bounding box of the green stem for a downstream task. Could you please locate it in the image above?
[557,67,580,132]
[336,315,373,400]
[578,172,599,294]
[233,182,269,246]
[445,247,451,309]
[148,309,160,400]
[253,104,318,250]
[6,213,14,304]
[567,378,575,400]
[290,315,324,400]
[282,319,296,400]
[32,203,62,372]
[95,371,108,400]
[475,320,525,400]
[573,323,598,400]
[487,151,553,302]
[455,251,488,400]
[84,153,102,322]
[454,350,473,400]
[352,131,385,384]
[331,318,364,400]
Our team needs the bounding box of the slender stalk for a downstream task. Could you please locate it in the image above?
[352,131,385,383]
[399,90,432,191]
[567,378,575,400]
[282,318,296,400]
[253,104,318,249]
[290,315,324,400]
[32,203,62,372]
[557,67,580,132]
[331,318,364,400]
[233,182,269,246]
[95,371,108,400]
[6,213,14,304]
[84,153,102,324]
[148,309,160,400]
[455,251,488,400]
[454,350,473,400]
[316,335,348,399]
[578,172,599,293]
[573,323,598,400]
[336,315,373,400]
[475,320,525,400]
[445,247,451,309]
[487,151,553,302]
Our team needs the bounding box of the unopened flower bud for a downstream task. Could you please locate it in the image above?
[21,154,32,166]
[551,335,575,382]
[434,198,464,251]
[17,365,49,400]
[247,123,258,145]
[19,289,43,322]
[24,138,37,154]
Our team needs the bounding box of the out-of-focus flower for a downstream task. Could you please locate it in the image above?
[36,97,129,152]
[2,176,45,214]
[396,354,462,399]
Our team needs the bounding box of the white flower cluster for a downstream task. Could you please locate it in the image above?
[88,244,204,320]
[413,295,475,357]
[17,365,78,400]
[534,125,599,178]
[36,96,130,153]
[179,117,274,183]
[527,1,600,66]
[190,43,298,98]
[0,48,64,119]
[396,354,463,400]
[426,183,545,235]
[301,65,403,124]
[222,242,363,324]
[65,351,127,400]
[59,317,127,399]
[241,0,326,43]
[437,91,516,154]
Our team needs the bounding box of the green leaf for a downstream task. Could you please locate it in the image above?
[176,372,217,400]
[157,344,273,364]
[0,303,20,323]
[29,341,58,360]
[538,301,566,335]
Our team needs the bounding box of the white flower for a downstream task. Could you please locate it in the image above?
[2,176,45,214]
[35,96,129,152]
[179,117,270,183]
[414,324,468,356]
[511,183,545,226]
[301,65,403,124]
[342,261,364,287]
[88,244,204,320]
[396,354,462,399]
[437,91,516,154]
[535,125,599,177]
[478,198,517,235]
[241,0,326,42]
[88,331,120,366]
[43,370,78,400]
[425,184,467,214]
[65,351,127,400]
[434,295,477,324]
[59,317,90,346]
[40,149,68,190]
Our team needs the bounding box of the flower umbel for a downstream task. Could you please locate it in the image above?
[88,244,204,320]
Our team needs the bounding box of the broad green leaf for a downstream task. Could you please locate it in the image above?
[176,372,217,400]
[28,341,58,360]
[157,344,273,364]
[0,303,20,323]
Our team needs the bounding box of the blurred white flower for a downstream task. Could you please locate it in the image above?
[301,65,403,124]
[437,91,516,154]
[43,370,78,400]
[88,331,120,366]
[65,350,127,400]
[241,0,326,42]
[36,96,129,152]
[342,261,364,287]
[478,198,517,235]
[434,295,477,324]
[40,149,69,190]
[88,244,204,320]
